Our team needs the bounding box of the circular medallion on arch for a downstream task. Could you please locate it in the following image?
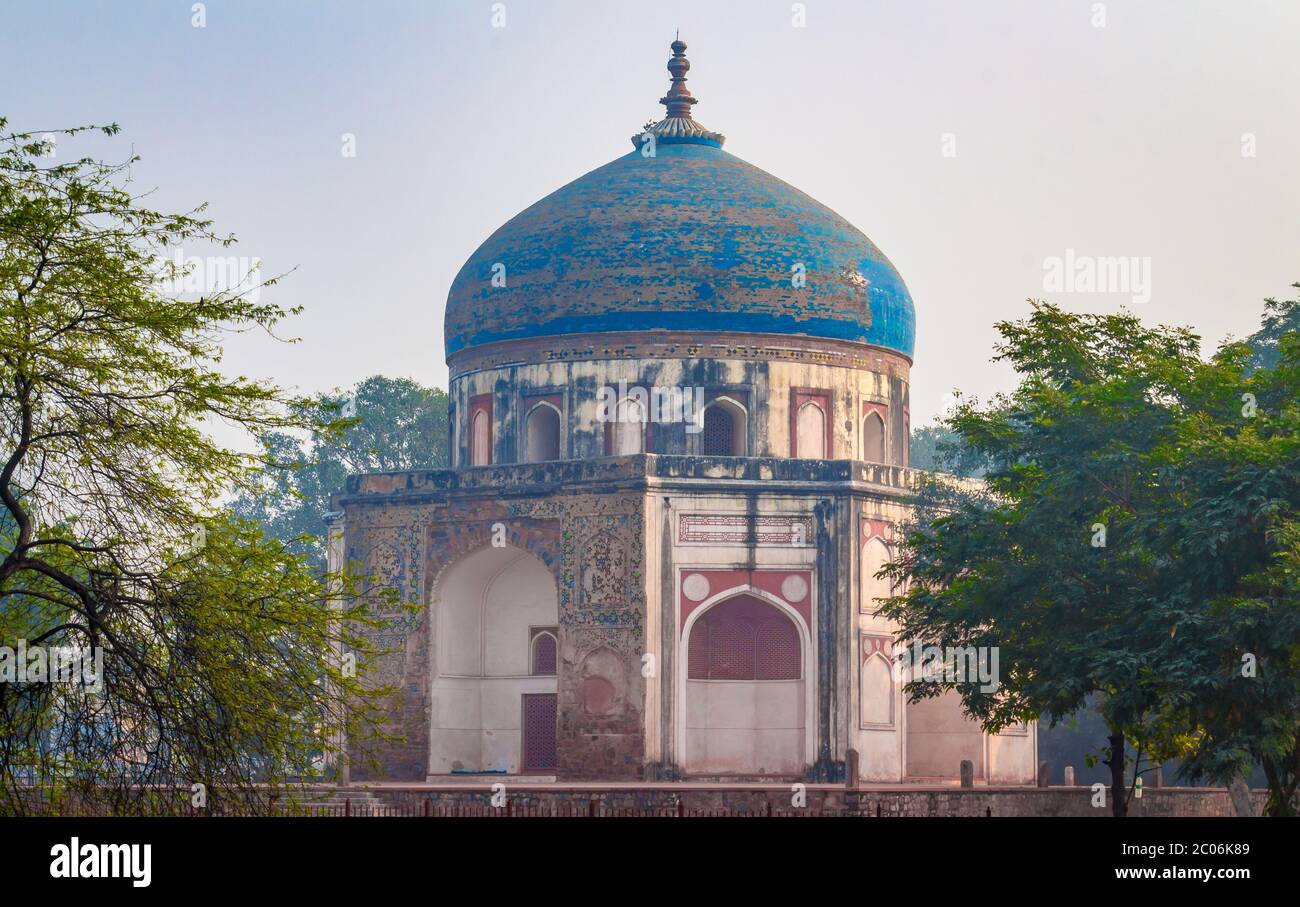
[682,572,711,602]
[780,574,809,603]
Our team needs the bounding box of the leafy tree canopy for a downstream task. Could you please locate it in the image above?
[1243,282,1300,372]
[231,376,448,572]
[0,120,396,815]
[884,297,1299,816]
[910,421,994,477]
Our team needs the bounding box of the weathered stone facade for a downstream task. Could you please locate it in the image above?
[335,457,1036,783]
[334,39,1036,786]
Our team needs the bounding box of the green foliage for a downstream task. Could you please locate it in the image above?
[1243,282,1300,372]
[1160,329,1300,814]
[231,376,449,571]
[0,119,400,815]
[883,297,1300,816]
[909,421,995,477]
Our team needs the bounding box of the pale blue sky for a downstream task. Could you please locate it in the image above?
[4,0,1298,425]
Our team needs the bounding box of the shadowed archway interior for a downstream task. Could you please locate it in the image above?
[429,546,558,774]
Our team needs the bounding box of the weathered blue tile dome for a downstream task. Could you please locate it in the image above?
[444,39,916,361]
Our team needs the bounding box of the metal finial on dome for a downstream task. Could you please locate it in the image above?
[630,37,725,149]
[660,37,697,118]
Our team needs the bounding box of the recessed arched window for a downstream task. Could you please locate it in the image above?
[612,397,645,455]
[863,411,886,463]
[795,401,826,459]
[861,537,893,613]
[860,652,894,727]
[525,403,561,462]
[471,409,490,466]
[687,595,800,681]
[702,397,746,456]
[530,629,557,676]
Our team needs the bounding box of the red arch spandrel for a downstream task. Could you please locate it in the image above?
[679,569,813,631]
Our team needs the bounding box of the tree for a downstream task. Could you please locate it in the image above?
[883,298,1300,816]
[909,421,994,477]
[1034,282,1298,793]
[231,376,449,572]
[1243,282,1300,372]
[0,120,398,815]
[1155,326,1300,814]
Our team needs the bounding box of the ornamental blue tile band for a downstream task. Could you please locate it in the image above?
[443,42,916,361]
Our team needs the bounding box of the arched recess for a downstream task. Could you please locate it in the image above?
[524,402,561,462]
[429,545,558,774]
[579,647,626,718]
[863,411,886,463]
[680,589,812,775]
[861,537,893,614]
[471,409,490,466]
[701,396,747,456]
[612,397,645,455]
[859,653,894,727]
[795,401,826,459]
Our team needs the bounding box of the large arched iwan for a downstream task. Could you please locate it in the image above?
[683,593,806,775]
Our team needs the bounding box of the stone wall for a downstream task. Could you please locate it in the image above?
[337,457,987,783]
[342,493,566,780]
[447,344,912,467]
[338,464,649,781]
[555,492,646,778]
[354,785,1267,817]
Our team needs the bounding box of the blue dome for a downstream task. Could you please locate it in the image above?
[443,44,915,362]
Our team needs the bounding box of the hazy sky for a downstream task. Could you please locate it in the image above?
[4,0,1298,426]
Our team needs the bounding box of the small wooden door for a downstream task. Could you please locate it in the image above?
[521,693,557,772]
